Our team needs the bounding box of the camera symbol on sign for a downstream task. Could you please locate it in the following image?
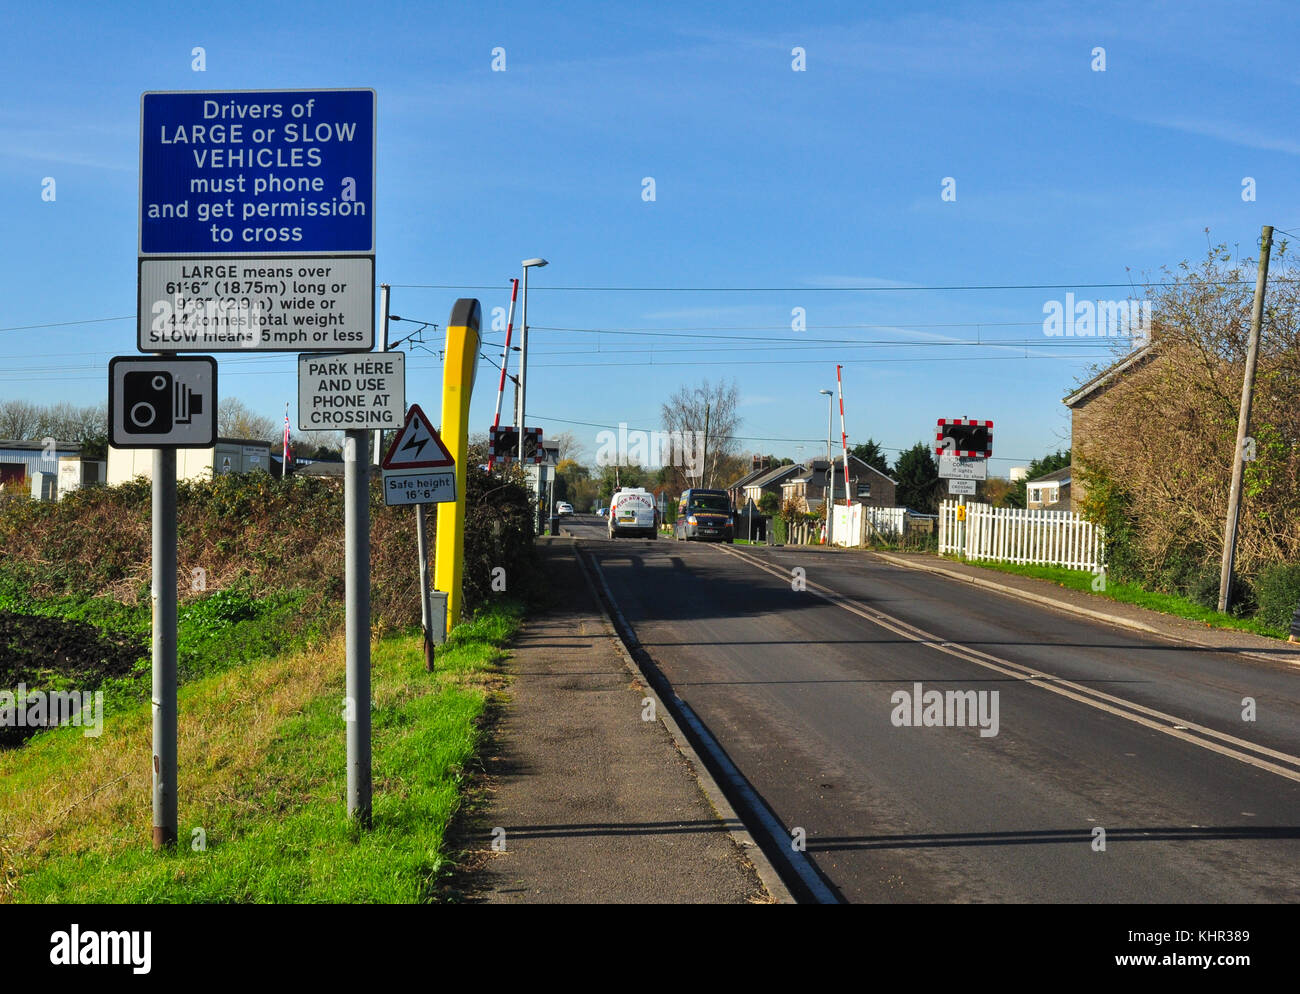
[122,371,203,435]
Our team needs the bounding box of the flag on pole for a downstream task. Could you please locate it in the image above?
[282,403,292,478]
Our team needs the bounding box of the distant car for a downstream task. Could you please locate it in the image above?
[556,501,574,516]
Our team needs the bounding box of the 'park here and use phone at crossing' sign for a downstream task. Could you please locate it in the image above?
[298,352,405,431]
[138,88,375,353]
[381,404,456,506]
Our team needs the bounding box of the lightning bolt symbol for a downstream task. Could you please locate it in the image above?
[402,431,429,459]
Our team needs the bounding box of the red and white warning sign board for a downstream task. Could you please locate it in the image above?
[382,404,453,469]
[382,403,456,505]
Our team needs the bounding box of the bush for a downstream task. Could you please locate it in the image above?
[1188,566,1256,617]
[1254,563,1300,633]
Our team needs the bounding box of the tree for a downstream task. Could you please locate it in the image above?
[0,400,106,456]
[982,476,1015,507]
[851,439,892,476]
[217,397,277,443]
[1074,235,1300,585]
[548,430,580,463]
[893,442,941,513]
[758,492,781,516]
[660,378,740,492]
[554,458,590,505]
[596,463,648,505]
[1004,449,1071,509]
[0,400,42,439]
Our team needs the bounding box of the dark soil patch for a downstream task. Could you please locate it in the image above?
[0,611,146,747]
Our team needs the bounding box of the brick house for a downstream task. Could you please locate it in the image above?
[781,455,898,512]
[741,463,803,508]
[1024,466,1071,509]
[1062,342,1163,512]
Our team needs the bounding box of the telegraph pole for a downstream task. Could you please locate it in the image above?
[702,402,710,488]
[1218,225,1273,613]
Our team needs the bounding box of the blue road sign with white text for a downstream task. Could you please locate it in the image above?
[140,88,375,255]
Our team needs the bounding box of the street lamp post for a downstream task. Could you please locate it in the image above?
[820,389,834,546]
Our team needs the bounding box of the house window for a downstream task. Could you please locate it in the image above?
[1029,487,1041,503]
[857,484,871,499]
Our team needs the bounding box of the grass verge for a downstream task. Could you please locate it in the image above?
[0,599,523,903]
[942,556,1289,640]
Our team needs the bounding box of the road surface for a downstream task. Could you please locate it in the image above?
[560,514,1300,903]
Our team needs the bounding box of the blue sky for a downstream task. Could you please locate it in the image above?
[2,0,1297,473]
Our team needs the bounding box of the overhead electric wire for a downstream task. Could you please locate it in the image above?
[387,278,1277,292]
[529,413,1037,462]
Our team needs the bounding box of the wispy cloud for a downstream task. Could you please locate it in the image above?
[1144,116,1300,157]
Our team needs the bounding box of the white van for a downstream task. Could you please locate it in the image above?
[608,487,658,539]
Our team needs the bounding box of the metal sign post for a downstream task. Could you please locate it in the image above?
[936,418,993,563]
[109,355,217,848]
[382,402,458,667]
[138,86,378,836]
[344,432,371,825]
[152,448,178,848]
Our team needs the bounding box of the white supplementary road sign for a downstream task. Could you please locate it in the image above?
[938,454,988,481]
[109,356,217,448]
[381,403,456,506]
[138,88,376,353]
[298,352,404,431]
[948,478,977,495]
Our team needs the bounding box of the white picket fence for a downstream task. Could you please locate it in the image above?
[830,504,908,545]
[938,500,1104,570]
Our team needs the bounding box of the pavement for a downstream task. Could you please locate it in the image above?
[450,536,781,904]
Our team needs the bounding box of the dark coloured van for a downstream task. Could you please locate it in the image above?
[674,488,733,543]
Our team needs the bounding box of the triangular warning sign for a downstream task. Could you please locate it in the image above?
[382,404,455,469]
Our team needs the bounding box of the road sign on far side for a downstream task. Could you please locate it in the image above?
[382,404,453,470]
[938,454,988,481]
[948,478,977,495]
[109,356,217,448]
[298,351,404,432]
[935,418,993,459]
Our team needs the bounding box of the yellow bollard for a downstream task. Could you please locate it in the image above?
[434,299,481,634]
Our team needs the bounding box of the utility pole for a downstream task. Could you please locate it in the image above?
[820,388,834,545]
[702,402,710,488]
[1218,225,1273,613]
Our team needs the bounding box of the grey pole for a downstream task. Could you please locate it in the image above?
[1218,225,1273,613]
[416,501,434,670]
[518,265,529,466]
[151,447,178,849]
[821,389,833,545]
[373,284,390,466]
[345,430,372,825]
